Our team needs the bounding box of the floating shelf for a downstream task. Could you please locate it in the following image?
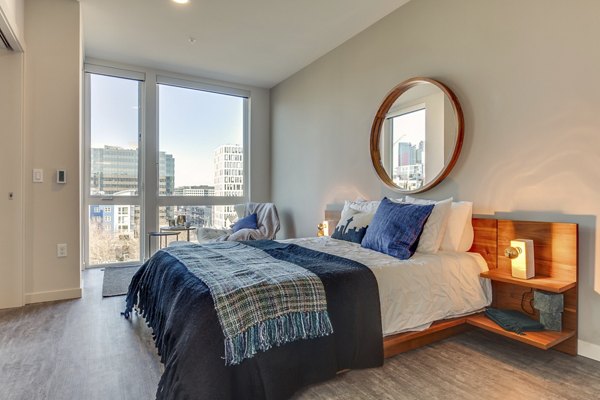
[480,270,576,293]
[466,313,575,350]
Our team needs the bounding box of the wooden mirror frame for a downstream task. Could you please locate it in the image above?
[370,77,465,193]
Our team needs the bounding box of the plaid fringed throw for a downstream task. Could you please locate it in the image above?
[163,242,333,365]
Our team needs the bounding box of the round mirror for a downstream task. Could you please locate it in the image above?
[370,77,464,193]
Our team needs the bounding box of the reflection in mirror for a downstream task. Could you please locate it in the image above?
[371,78,463,193]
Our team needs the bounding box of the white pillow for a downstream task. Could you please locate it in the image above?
[458,215,474,252]
[345,199,381,214]
[404,196,453,253]
[440,201,474,252]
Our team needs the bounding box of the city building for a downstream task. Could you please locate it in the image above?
[173,185,215,196]
[90,146,138,195]
[90,145,175,196]
[89,147,171,262]
[159,151,175,196]
[395,141,424,188]
[213,144,243,228]
[397,141,424,168]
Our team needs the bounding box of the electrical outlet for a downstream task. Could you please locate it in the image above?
[57,243,67,258]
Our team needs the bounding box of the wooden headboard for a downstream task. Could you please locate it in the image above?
[325,213,576,280]
[470,218,498,269]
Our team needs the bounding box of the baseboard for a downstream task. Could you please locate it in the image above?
[578,340,600,362]
[24,287,82,304]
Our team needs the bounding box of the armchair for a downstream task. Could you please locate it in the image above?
[196,202,280,243]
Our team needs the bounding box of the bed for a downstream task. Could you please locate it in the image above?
[283,237,491,336]
[124,199,492,399]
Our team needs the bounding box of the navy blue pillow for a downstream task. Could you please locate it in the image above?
[232,213,258,232]
[361,198,434,259]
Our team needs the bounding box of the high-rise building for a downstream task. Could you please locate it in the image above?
[213,144,243,228]
[213,144,243,196]
[395,141,425,189]
[90,146,138,195]
[159,151,175,196]
[398,142,416,166]
[173,185,215,196]
[89,146,173,237]
[90,145,174,195]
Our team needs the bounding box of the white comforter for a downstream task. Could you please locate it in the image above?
[282,237,492,336]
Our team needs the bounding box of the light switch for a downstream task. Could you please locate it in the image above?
[33,169,43,183]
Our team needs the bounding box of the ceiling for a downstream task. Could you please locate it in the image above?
[81,0,410,88]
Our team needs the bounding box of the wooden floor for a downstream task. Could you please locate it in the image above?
[0,269,162,400]
[1,270,599,400]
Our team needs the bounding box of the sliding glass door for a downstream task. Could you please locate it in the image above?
[83,67,249,268]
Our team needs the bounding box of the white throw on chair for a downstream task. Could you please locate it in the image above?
[196,202,280,243]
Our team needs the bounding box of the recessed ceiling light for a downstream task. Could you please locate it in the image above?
[172,0,189,4]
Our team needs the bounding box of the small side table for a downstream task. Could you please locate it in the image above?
[147,231,180,259]
[160,226,197,242]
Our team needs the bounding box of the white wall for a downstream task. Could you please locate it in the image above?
[0,51,23,308]
[271,0,600,352]
[248,88,271,202]
[22,0,81,303]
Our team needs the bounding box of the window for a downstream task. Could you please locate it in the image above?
[85,71,142,266]
[84,66,249,267]
[157,77,248,230]
[389,108,426,190]
[158,83,245,198]
[89,74,140,196]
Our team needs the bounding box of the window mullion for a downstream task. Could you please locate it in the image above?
[143,72,158,248]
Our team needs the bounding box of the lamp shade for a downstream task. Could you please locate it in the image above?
[510,239,535,279]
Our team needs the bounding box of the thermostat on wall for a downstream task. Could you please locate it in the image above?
[57,169,66,184]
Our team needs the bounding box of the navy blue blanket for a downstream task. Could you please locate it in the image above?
[124,240,383,400]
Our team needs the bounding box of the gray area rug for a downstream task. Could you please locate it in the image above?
[102,265,141,297]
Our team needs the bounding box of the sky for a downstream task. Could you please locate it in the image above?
[90,74,244,187]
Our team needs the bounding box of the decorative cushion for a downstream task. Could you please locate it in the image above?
[331,208,374,243]
[232,213,258,232]
[404,196,453,254]
[346,199,381,214]
[440,201,474,252]
[361,198,434,260]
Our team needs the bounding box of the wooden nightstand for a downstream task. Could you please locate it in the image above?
[466,220,578,354]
